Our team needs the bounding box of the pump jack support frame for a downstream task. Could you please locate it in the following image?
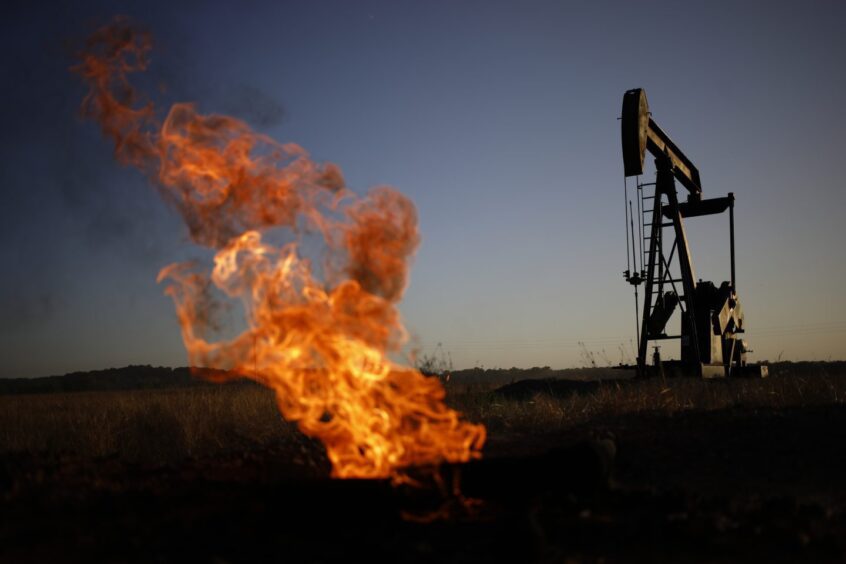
[621,88,765,379]
[638,154,702,376]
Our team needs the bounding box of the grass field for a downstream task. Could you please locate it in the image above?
[2,363,845,562]
[2,362,843,466]
[1,384,295,465]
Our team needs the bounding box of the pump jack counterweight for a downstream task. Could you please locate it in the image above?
[619,89,767,379]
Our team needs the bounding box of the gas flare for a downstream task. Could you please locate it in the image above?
[74,19,485,479]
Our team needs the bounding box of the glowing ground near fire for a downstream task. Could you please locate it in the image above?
[74,19,484,478]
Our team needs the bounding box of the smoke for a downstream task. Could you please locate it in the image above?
[56,142,167,265]
[219,84,286,129]
[0,14,168,267]
[0,291,64,335]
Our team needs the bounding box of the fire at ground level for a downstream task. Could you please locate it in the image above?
[2,363,845,562]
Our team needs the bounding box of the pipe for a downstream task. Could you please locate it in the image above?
[729,192,736,290]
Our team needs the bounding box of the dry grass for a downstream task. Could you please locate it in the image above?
[449,367,846,435]
[0,384,299,464]
[2,365,844,465]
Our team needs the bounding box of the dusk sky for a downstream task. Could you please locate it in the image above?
[2,0,845,378]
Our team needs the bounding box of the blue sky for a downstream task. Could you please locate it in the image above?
[2,0,845,377]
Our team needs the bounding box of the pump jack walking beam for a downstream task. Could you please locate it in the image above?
[622,89,702,198]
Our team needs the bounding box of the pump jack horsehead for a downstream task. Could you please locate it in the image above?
[620,89,767,379]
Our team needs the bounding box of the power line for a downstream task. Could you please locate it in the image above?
[416,322,846,350]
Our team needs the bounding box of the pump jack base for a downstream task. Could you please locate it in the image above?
[635,361,769,379]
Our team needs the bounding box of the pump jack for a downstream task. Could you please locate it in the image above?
[620,88,766,378]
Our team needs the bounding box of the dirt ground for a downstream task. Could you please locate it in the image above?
[2,373,845,562]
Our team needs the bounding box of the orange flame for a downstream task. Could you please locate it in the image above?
[74,19,485,479]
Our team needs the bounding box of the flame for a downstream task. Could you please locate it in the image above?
[74,19,485,479]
